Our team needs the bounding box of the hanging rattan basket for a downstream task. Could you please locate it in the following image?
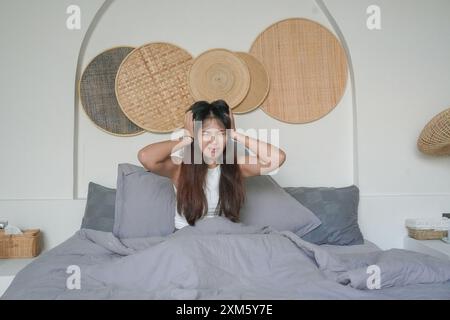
[417,107,450,156]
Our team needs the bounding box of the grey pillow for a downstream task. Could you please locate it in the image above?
[81,182,116,232]
[283,185,363,245]
[240,175,321,236]
[113,163,176,238]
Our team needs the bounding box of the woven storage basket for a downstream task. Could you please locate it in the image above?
[0,229,41,258]
[407,227,448,240]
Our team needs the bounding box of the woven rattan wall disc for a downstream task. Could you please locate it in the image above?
[417,107,450,156]
[250,18,348,124]
[115,42,195,133]
[79,47,144,136]
[233,52,270,114]
[188,48,250,109]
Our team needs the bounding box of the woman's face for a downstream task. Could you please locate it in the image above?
[196,117,227,162]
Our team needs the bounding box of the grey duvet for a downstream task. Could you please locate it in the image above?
[2,217,450,299]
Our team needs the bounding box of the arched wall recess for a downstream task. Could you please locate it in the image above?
[315,0,360,186]
[73,0,115,199]
[73,0,358,198]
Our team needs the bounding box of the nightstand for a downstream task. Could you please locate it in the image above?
[0,258,36,297]
[404,236,450,260]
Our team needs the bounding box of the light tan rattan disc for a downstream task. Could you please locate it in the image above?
[233,52,270,114]
[417,107,450,156]
[250,18,348,123]
[115,42,195,133]
[188,48,250,108]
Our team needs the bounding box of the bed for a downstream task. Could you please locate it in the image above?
[2,217,450,300]
[3,163,450,299]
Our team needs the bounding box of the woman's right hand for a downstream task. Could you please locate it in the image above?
[184,110,194,138]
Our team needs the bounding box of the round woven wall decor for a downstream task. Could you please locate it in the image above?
[79,46,144,136]
[115,42,195,133]
[188,48,250,109]
[233,52,270,114]
[250,18,348,124]
[417,107,450,156]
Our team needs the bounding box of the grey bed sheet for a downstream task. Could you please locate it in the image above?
[2,217,450,300]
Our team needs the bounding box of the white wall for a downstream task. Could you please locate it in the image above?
[323,0,450,248]
[0,0,449,251]
[0,0,100,199]
[0,0,104,249]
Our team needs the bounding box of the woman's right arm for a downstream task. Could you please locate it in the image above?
[138,136,191,167]
[137,110,195,178]
[137,136,192,177]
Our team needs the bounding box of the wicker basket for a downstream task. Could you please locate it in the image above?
[417,107,450,156]
[0,229,41,258]
[407,227,448,240]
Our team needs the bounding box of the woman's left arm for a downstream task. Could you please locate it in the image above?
[231,129,286,177]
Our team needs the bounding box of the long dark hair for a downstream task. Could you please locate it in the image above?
[176,99,245,226]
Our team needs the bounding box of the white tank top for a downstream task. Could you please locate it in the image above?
[173,165,221,229]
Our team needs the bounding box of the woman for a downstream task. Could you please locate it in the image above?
[138,99,286,231]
